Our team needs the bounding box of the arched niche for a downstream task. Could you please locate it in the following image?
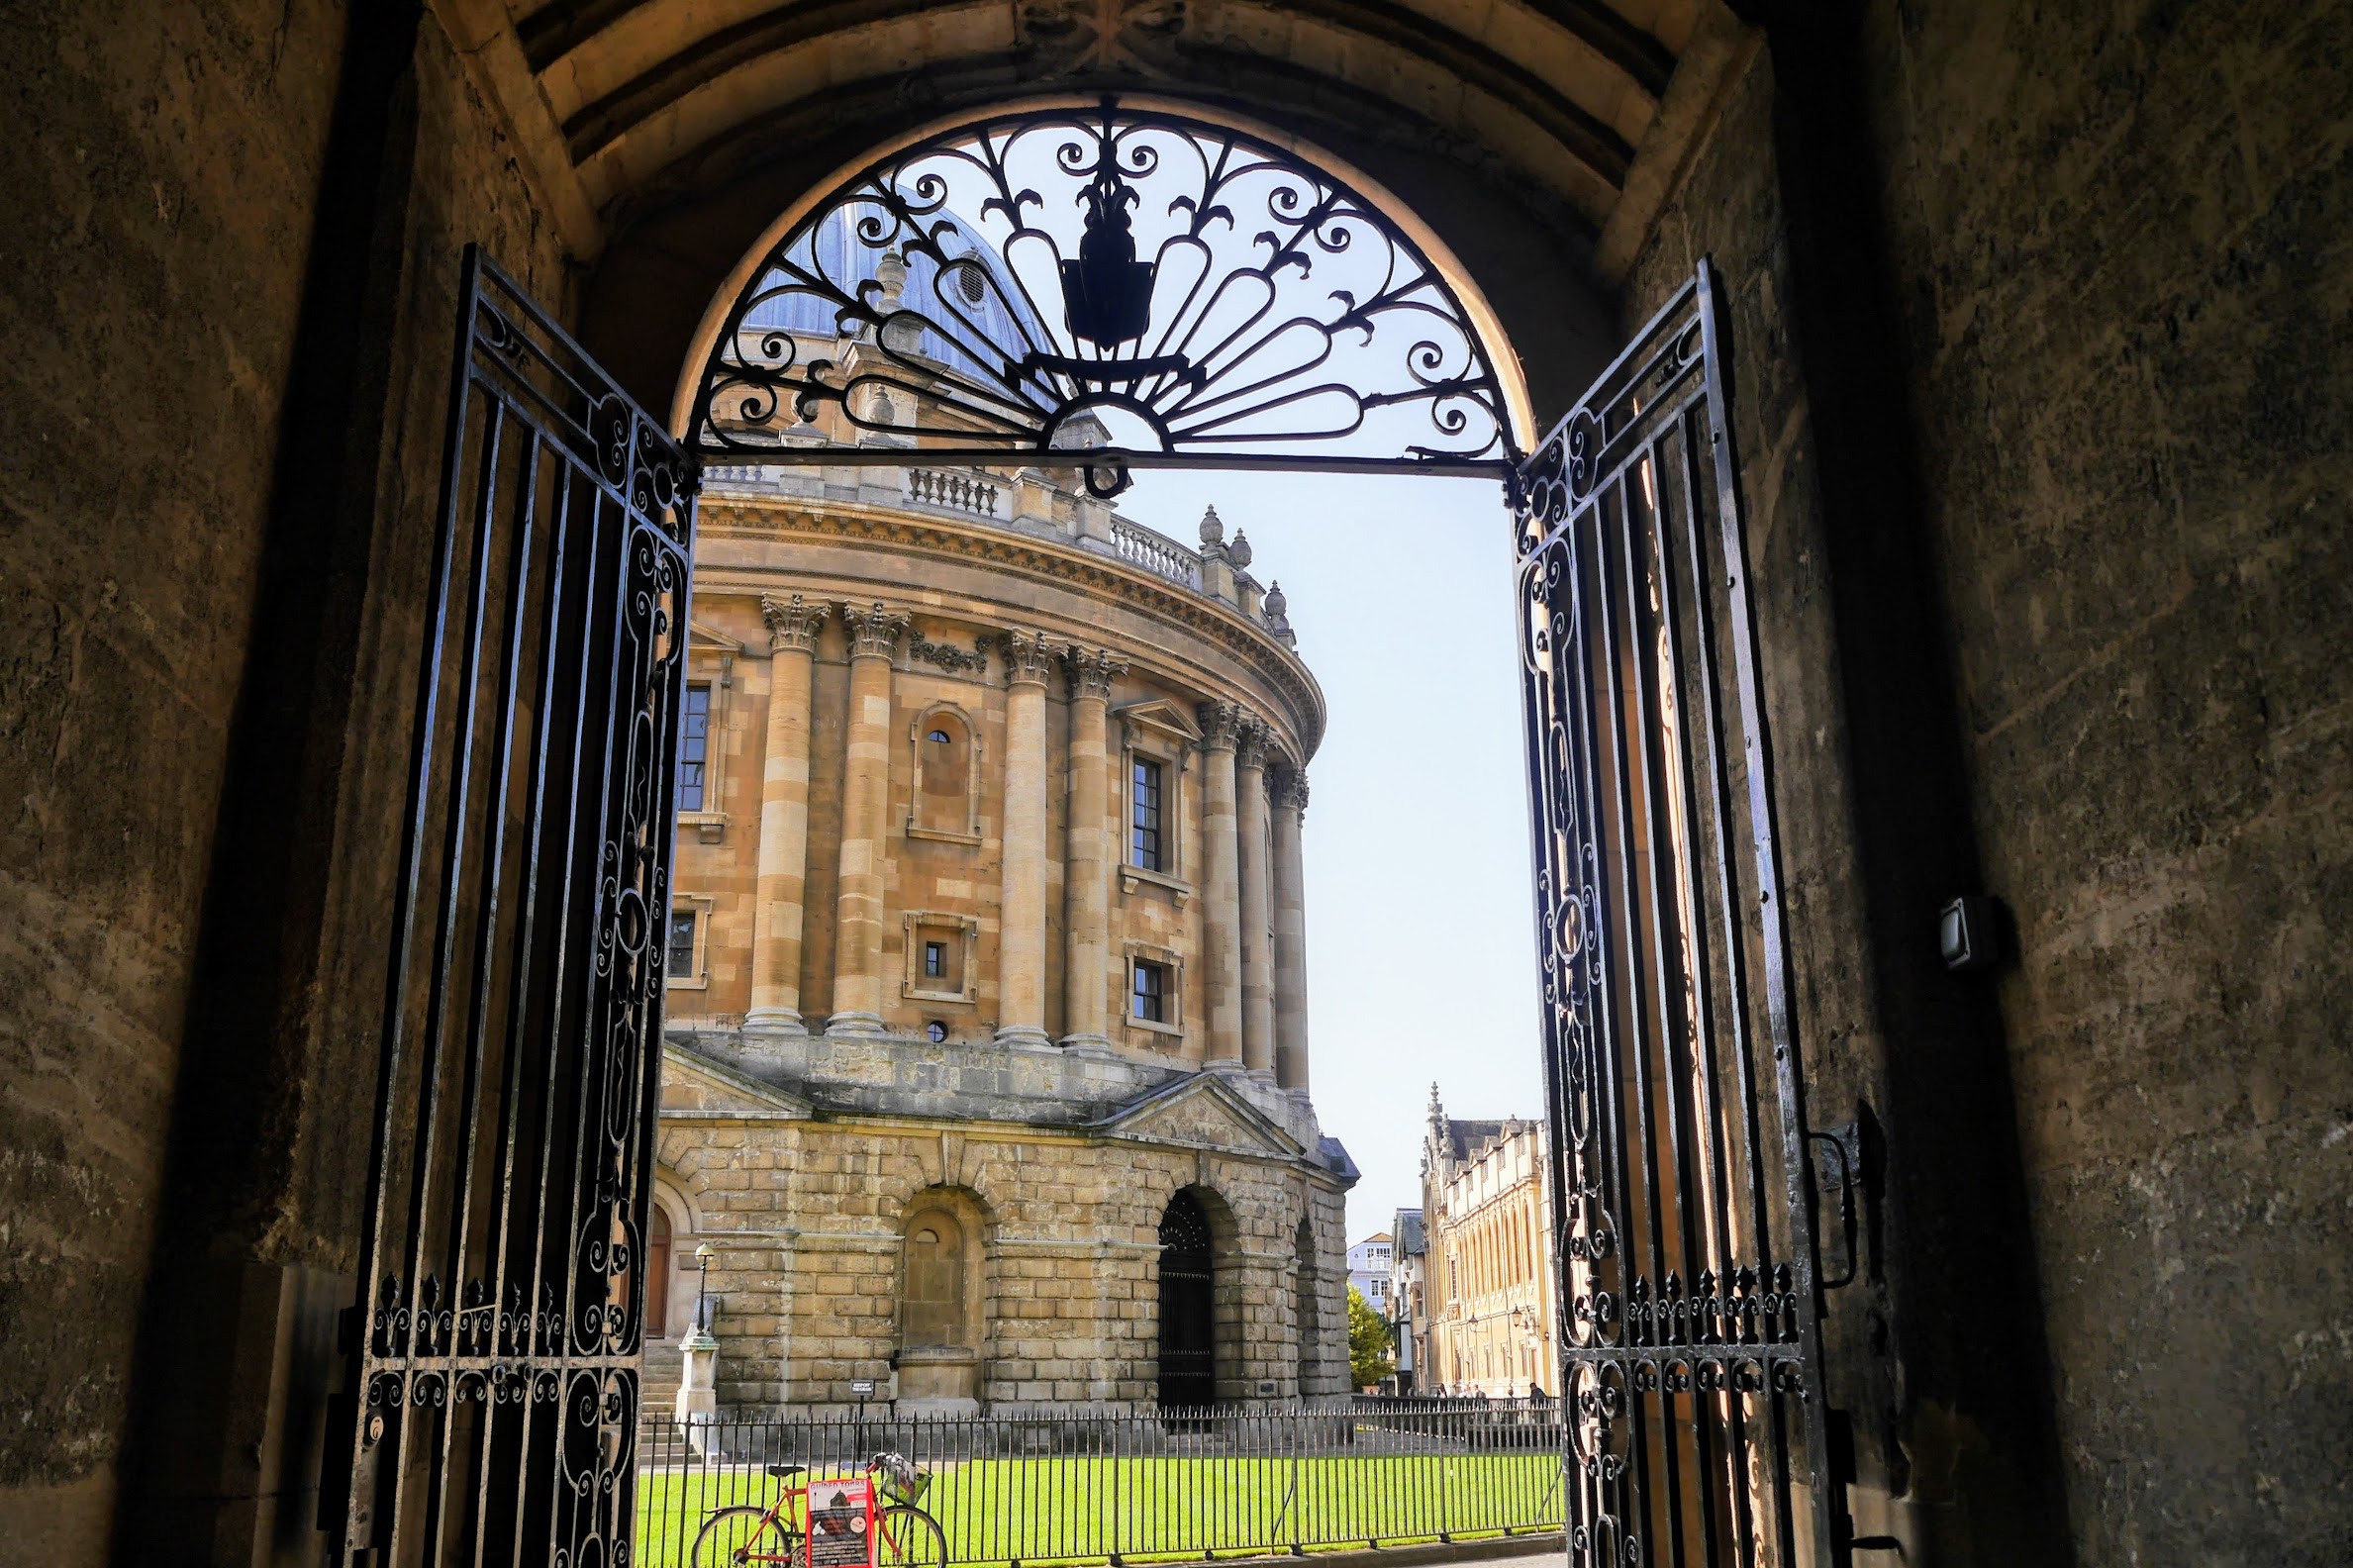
[1292,1215,1322,1399]
[893,1185,991,1412]
[906,702,982,843]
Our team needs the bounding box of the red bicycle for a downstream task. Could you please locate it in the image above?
[691,1452,945,1568]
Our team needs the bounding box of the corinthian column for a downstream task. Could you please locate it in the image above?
[746,594,828,1030]
[826,602,907,1036]
[995,632,1056,1047]
[1235,721,1275,1079]
[1062,648,1126,1051]
[1197,702,1246,1071]
[1272,767,1312,1098]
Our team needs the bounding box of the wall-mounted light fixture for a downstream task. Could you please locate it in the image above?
[1938,896,2008,974]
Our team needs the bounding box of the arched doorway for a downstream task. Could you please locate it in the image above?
[1292,1216,1321,1398]
[1156,1189,1217,1410]
[335,94,1833,1568]
[646,1203,673,1338]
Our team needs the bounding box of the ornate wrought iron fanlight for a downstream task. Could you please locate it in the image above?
[688,98,1521,495]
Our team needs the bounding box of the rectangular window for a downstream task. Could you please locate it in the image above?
[1131,958,1167,1023]
[924,940,946,979]
[667,910,697,979]
[675,684,712,811]
[1130,758,1163,870]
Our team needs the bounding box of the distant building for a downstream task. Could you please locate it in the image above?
[1389,1208,1427,1391]
[1346,1230,1395,1314]
[1420,1086,1558,1397]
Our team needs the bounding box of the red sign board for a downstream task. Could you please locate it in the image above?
[805,1477,876,1568]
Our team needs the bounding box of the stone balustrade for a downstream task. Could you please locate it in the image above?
[906,467,1000,515]
[1111,517,1204,588]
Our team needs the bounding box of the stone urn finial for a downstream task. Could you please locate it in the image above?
[1228,530,1253,569]
[1263,579,1287,620]
[876,248,908,307]
[1199,505,1225,546]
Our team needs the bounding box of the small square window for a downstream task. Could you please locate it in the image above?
[924,940,946,979]
[675,684,712,812]
[666,910,697,979]
[1131,959,1167,1023]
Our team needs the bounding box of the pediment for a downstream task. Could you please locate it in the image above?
[1097,1073,1303,1158]
[687,619,748,656]
[658,1041,811,1122]
[1116,697,1201,747]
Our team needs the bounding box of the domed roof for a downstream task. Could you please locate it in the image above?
[743,197,1056,372]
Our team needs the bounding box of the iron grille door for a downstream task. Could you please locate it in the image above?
[326,246,697,1566]
[1515,260,1835,1568]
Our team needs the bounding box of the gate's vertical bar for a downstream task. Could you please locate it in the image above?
[1694,258,1834,1564]
[333,245,483,1565]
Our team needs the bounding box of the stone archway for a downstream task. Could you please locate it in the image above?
[1155,1188,1219,1411]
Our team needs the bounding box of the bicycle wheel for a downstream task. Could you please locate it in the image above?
[692,1506,801,1568]
[874,1503,946,1568]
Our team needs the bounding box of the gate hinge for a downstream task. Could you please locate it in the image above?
[1808,1111,1873,1289]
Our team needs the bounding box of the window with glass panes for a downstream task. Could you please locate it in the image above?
[666,911,697,979]
[675,684,712,810]
[1131,959,1167,1023]
[1130,757,1164,870]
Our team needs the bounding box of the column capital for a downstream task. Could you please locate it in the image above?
[839,602,910,661]
[1197,700,1249,752]
[1234,717,1270,772]
[999,630,1058,688]
[1064,646,1127,702]
[760,592,829,654]
[1272,764,1310,816]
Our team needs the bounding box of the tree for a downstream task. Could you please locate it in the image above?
[1347,1285,1395,1391]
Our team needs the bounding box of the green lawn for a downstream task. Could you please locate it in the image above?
[637,1454,1563,1568]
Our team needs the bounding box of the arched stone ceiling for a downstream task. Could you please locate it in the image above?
[436,0,1755,418]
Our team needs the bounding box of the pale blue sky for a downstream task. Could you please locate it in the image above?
[1116,469,1546,1245]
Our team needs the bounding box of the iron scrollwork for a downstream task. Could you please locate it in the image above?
[326,247,694,1567]
[690,97,1519,493]
[1515,261,1836,1567]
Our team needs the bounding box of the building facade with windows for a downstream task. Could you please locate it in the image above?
[644,324,1352,1414]
[1389,1209,1428,1392]
[1420,1089,1558,1398]
[1346,1231,1395,1314]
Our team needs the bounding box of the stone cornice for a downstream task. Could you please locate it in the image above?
[697,498,1324,759]
[759,591,828,654]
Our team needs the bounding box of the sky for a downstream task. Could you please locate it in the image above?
[1113,468,1546,1246]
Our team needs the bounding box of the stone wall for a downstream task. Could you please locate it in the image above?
[0,5,583,1562]
[654,1050,1351,1412]
[1848,5,2353,1562]
[1626,9,2353,1565]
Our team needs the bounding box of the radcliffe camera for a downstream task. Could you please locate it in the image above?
[2,8,2344,1568]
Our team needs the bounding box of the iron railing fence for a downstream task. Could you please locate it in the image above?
[637,1402,1567,1568]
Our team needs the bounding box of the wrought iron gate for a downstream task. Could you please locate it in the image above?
[1514,261,1835,1568]
[325,247,697,1566]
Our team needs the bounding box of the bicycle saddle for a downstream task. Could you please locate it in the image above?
[764,1463,807,1479]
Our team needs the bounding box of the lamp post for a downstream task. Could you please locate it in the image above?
[678,1241,720,1454]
